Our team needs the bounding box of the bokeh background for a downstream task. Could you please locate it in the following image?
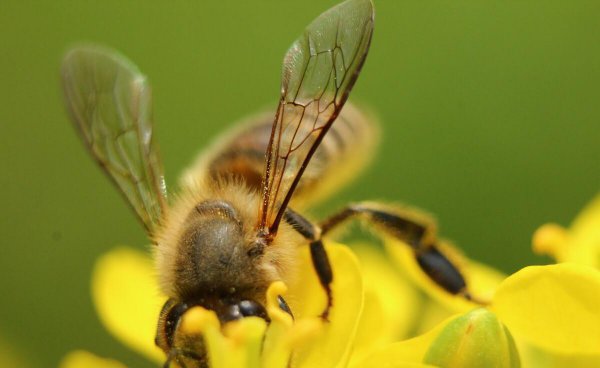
[1,0,599,366]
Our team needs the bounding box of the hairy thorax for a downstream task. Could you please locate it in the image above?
[153,181,301,304]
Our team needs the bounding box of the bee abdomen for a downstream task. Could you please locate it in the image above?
[199,103,377,207]
[291,103,379,206]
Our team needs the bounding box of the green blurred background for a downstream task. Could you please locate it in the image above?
[1,0,599,366]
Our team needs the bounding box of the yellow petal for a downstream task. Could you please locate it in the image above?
[571,193,600,239]
[180,305,220,336]
[223,317,267,368]
[354,244,421,337]
[289,243,364,368]
[265,281,293,327]
[355,362,437,368]
[59,350,127,368]
[349,290,390,365]
[519,342,600,368]
[412,300,454,336]
[92,247,165,363]
[492,263,600,355]
[181,306,268,368]
[262,282,295,368]
[533,194,600,267]
[349,244,422,365]
[179,282,322,368]
[532,223,570,262]
[467,257,508,303]
[262,282,323,368]
[385,238,504,312]
[263,317,322,368]
[355,314,459,368]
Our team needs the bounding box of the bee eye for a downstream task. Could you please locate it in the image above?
[238,300,267,319]
[155,299,189,353]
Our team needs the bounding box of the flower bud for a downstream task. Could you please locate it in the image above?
[423,308,520,368]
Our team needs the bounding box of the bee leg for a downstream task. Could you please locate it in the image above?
[319,202,476,301]
[163,351,185,368]
[309,239,333,320]
[283,209,333,320]
[164,349,205,368]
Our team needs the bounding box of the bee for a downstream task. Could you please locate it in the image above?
[61,0,476,366]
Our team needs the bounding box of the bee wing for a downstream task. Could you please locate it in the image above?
[61,46,167,234]
[259,0,374,235]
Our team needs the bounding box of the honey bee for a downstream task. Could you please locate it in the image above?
[61,0,476,366]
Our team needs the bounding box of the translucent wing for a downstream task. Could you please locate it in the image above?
[259,0,374,235]
[61,46,167,233]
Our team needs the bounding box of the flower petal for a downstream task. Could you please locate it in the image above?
[262,282,323,368]
[180,282,324,368]
[492,263,600,354]
[354,314,457,368]
[519,343,600,368]
[181,307,267,368]
[532,223,570,263]
[355,362,437,368]
[571,193,600,239]
[289,243,364,368]
[357,309,520,368]
[533,194,600,267]
[412,301,454,336]
[92,247,164,363]
[59,350,127,368]
[349,244,421,364]
[385,238,504,312]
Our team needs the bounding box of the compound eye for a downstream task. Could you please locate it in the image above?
[238,300,268,319]
[155,299,189,353]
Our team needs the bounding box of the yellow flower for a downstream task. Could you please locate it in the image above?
[60,194,600,367]
[60,243,432,368]
[376,194,600,367]
[356,250,600,367]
